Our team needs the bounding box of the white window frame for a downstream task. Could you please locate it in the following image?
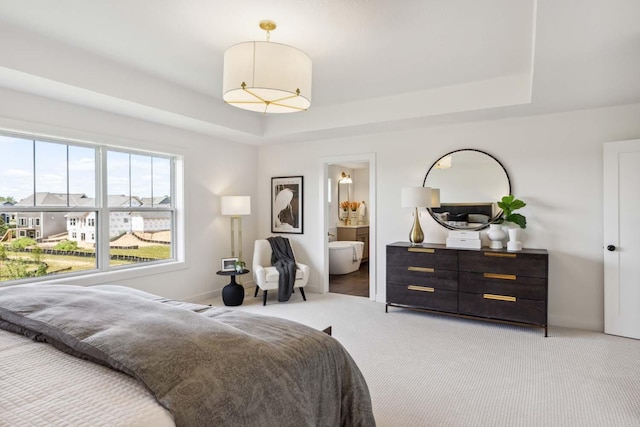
[1,132,185,286]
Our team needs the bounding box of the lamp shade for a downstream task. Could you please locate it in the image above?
[435,155,452,169]
[431,188,441,208]
[223,41,312,113]
[221,196,251,216]
[401,187,433,208]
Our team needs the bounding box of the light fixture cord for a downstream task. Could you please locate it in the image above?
[265,29,271,42]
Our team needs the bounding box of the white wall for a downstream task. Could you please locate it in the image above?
[257,103,640,331]
[352,168,370,224]
[4,80,640,331]
[0,87,258,302]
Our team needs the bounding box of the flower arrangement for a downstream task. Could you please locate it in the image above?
[349,201,360,211]
[340,201,351,211]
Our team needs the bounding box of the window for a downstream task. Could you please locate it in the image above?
[0,133,178,283]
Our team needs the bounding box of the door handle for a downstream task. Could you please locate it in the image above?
[607,245,616,252]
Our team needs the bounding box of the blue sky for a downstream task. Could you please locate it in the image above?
[1,135,170,203]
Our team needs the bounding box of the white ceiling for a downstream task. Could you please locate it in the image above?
[0,0,639,144]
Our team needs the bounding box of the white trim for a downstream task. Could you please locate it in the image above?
[320,152,377,301]
[0,130,185,284]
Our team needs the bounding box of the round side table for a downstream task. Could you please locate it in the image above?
[216,269,250,306]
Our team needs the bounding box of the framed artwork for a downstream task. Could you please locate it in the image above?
[271,176,303,234]
[221,257,239,272]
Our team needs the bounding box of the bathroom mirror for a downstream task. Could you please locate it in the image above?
[337,173,352,218]
[423,149,510,230]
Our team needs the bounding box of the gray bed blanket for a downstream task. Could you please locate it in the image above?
[0,284,375,427]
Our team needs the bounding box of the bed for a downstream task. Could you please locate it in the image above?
[0,284,375,426]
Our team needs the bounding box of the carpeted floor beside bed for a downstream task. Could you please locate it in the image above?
[204,291,640,427]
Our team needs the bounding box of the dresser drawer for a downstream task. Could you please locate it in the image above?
[459,250,547,278]
[387,283,457,312]
[459,291,546,325]
[387,246,458,270]
[459,271,546,300]
[385,242,548,334]
[388,267,458,291]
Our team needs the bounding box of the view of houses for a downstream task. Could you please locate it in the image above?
[1,192,171,246]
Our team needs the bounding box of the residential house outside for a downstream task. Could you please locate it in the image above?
[133,196,171,234]
[14,193,91,241]
[11,193,171,246]
[1,200,15,225]
[131,211,171,233]
[67,195,170,245]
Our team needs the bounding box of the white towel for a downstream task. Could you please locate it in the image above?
[357,203,366,219]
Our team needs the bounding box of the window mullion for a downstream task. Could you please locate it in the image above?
[66,144,69,207]
[1,132,178,285]
[31,140,36,207]
[97,147,110,270]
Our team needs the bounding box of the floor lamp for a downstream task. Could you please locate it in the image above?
[221,196,251,261]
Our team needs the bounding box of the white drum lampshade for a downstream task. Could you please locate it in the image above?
[431,188,441,208]
[401,187,433,209]
[223,22,312,114]
[221,196,251,216]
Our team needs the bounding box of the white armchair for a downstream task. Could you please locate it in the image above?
[252,239,310,305]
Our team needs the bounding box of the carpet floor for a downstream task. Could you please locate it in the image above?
[203,291,640,427]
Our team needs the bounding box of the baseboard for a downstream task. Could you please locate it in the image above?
[183,289,220,303]
[305,283,322,294]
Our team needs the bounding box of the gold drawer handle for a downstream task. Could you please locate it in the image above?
[408,285,435,293]
[484,273,517,281]
[408,266,435,273]
[483,293,516,302]
[484,252,517,258]
[408,248,435,253]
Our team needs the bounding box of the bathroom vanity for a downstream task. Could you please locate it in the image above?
[337,225,369,262]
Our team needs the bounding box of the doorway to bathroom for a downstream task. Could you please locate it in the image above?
[324,158,374,299]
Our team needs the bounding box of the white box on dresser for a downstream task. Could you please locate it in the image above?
[447,230,481,239]
[445,238,482,249]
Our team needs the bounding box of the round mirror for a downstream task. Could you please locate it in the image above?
[423,149,511,230]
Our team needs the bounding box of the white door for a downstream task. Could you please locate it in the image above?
[603,139,640,339]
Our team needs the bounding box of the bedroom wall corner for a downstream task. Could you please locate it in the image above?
[257,102,640,332]
[0,87,260,303]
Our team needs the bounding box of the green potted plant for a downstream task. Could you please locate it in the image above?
[234,260,246,273]
[495,195,526,252]
[497,195,527,229]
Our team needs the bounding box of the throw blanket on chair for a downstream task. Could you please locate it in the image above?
[267,236,297,302]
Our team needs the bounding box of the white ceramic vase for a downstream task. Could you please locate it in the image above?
[507,227,523,251]
[487,224,506,249]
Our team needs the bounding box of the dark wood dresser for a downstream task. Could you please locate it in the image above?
[386,242,549,335]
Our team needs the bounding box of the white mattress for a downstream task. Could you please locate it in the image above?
[0,329,175,427]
